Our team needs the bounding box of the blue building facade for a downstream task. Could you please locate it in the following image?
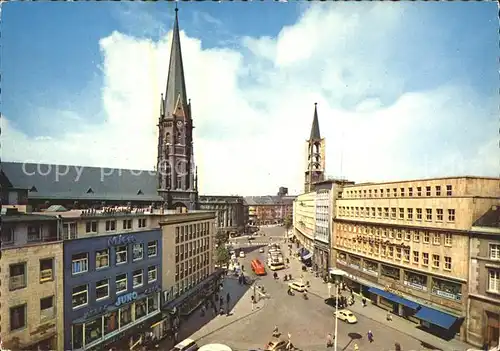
[63,230,163,350]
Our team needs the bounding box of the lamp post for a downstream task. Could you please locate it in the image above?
[334,281,339,351]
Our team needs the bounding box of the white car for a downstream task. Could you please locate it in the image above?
[259,247,265,253]
[288,281,307,292]
[239,251,245,258]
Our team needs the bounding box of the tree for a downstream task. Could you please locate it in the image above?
[283,215,293,232]
[215,246,231,266]
[215,230,229,246]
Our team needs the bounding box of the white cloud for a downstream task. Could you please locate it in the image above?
[3,3,498,196]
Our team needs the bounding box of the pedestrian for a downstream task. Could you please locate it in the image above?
[367,330,374,343]
[251,295,255,310]
[287,332,291,341]
[326,333,334,348]
[353,343,359,351]
[387,312,393,321]
[394,342,401,351]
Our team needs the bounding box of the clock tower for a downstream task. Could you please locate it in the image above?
[157,7,198,211]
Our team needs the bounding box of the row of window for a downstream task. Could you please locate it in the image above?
[165,268,212,303]
[9,296,55,332]
[344,184,453,198]
[72,241,158,275]
[338,206,456,223]
[9,258,54,291]
[338,237,453,270]
[72,266,158,309]
[175,239,210,263]
[1,224,44,244]
[72,293,160,349]
[175,254,210,282]
[337,223,454,246]
[85,218,148,234]
[175,222,211,243]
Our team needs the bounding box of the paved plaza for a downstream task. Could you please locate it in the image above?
[175,227,473,351]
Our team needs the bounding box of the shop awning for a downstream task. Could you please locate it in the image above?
[300,249,310,257]
[302,252,313,260]
[368,287,420,310]
[329,268,346,276]
[414,306,459,329]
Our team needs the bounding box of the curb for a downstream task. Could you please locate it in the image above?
[193,289,268,343]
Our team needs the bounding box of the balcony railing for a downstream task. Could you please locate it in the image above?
[9,275,26,290]
[40,307,55,321]
[40,269,53,282]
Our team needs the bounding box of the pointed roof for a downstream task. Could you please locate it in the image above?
[309,102,321,140]
[165,7,188,117]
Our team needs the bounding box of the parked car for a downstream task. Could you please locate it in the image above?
[239,251,245,258]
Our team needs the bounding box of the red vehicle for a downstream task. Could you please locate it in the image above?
[251,259,266,276]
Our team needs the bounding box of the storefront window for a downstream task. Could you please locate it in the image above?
[404,271,428,291]
[337,253,347,263]
[147,293,159,314]
[85,318,102,346]
[135,298,147,320]
[363,260,378,275]
[349,255,361,269]
[72,323,84,349]
[120,304,132,328]
[104,311,118,335]
[381,264,400,280]
[431,278,462,301]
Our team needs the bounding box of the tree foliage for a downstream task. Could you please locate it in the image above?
[215,231,229,246]
[283,215,293,231]
[215,246,231,265]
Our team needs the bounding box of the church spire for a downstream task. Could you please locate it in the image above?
[164,6,188,117]
[309,102,321,141]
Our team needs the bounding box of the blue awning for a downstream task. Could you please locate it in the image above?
[302,252,313,260]
[368,287,420,310]
[414,306,459,330]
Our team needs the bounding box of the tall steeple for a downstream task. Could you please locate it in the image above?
[304,102,326,193]
[164,6,188,117]
[157,7,198,211]
[309,102,321,140]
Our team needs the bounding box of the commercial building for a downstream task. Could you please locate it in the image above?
[158,211,221,340]
[467,205,500,348]
[332,176,499,341]
[293,191,316,261]
[57,209,164,351]
[199,195,246,234]
[0,208,64,350]
[244,188,296,227]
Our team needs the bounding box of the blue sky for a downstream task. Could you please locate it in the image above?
[2,2,498,195]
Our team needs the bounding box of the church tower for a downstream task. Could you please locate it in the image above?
[304,103,325,192]
[157,7,198,211]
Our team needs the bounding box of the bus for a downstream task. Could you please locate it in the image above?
[251,259,267,276]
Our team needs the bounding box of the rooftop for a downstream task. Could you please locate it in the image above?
[473,205,500,229]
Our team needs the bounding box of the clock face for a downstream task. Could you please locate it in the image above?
[176,121,183,128]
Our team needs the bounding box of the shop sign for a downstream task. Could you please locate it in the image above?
[115,291,138,307]
[144,285,160,295]
[84,305,108,319]
[108,234,136,247]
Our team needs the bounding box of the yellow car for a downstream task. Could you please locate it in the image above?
[288,281,307,292]
[334,309,358,324]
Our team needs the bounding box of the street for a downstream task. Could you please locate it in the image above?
[191,227,444,351]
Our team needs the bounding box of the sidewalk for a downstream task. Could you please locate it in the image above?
[188,274,268,344]
[284,253,472,351]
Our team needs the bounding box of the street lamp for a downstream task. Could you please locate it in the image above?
[333,281,339,351]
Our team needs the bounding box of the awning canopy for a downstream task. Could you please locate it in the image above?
[368,287,420,310]
[329,268,346,276]
[299,248,310,257]
[302,252,313,261]
[414,306,459,330]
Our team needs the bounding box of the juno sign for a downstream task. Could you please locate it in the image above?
[115,292,138,307]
